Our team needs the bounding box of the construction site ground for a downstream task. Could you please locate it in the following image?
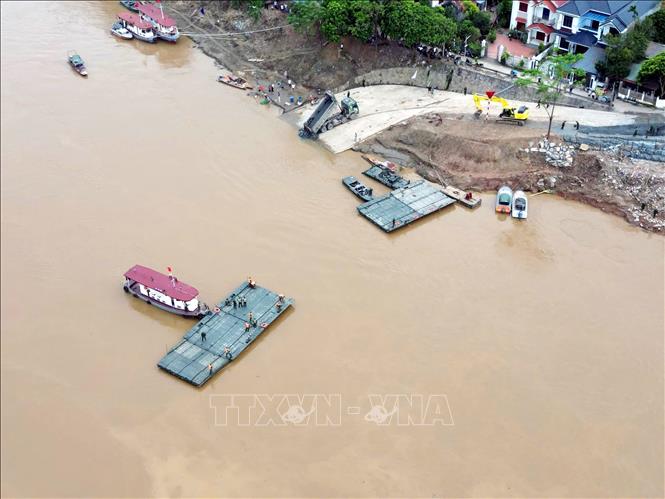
[285,85,640,154]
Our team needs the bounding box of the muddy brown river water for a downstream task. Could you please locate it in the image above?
[1,2,664,497]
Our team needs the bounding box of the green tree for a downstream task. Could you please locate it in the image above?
[288,0,324,36]
[459,19,481,46]
[247,0,263,21]
[320,0,349,42]
[638,52,665,97]
[384,1,455,47]
[496,0,512,28]
[461,0,479,15]
[648,9,665,43]
[517,52,585,139]
[468,10,492,36]
[597,20,653,80]
[347,0,384,42]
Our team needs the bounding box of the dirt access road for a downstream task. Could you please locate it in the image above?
[287,85,641,153]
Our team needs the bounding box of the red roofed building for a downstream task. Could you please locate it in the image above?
[509,0,563,45]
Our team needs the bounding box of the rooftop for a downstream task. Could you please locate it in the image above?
[117,12,152,30]
[124,265,199,301]
[137,2,177,27]
[572,45,606,74]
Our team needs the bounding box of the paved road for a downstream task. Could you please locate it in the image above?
[289,85,641,153]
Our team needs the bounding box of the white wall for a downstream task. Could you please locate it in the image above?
[510,0,534,29]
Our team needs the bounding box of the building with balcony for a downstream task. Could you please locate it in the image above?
[510,1,660,52]
[553,0,660,55]
[509,0,568,46]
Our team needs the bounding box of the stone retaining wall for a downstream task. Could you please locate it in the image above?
[337,65,609,111]
[563,133,665,162]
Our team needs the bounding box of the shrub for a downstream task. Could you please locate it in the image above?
[487,28,496,43]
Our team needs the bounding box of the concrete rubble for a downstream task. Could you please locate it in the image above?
[523,138,576,168]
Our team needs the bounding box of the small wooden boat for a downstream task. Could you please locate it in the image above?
[495,185,512,214]
[111,21,133,39]
[343,176,374,202]
[123,265,209,318]
[67,50,88,77]
[362,154,398,172]
[217,74,253,90]
[362,156,410,189]
[442,185,482,209]
[511,190,528,219]
[117,12,156,43]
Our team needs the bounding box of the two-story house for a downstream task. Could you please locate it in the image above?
[553,0,660,55]
[510,1,660,53]
[509,0,569,46]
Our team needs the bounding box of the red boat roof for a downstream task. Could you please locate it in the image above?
[137,3,177,27]
[124,265,199,301]
[117,12,153,30]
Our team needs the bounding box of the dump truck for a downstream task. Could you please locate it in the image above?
[299,91,359,139]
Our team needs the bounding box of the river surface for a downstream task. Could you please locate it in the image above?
[1,2,663,497]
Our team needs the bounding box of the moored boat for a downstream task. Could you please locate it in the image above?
[362,155,410,189]
[111,21,133,39]
[137,2,180,42]
[511,190,528,219]
[343,176,374,202]
[67,50,87,77]
[123,264,209,318]
[442,185,482,209]
[217,74,253,90]
[117,12,156,43]
[495,185,512,214]
[120,0,141,12]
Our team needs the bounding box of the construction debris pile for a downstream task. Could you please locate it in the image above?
[522,138,576,168]
[601,156,665,231]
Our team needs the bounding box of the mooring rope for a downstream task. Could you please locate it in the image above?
[180,24,288,37]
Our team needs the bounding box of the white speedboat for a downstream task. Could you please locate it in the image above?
[511,190,528,219]
[495,185,512,214]
[111,21,133,39]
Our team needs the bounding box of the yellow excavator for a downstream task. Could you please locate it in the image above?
[473,94,529,125]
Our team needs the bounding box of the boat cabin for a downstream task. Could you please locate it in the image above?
[137,3,179,41]
[117,12,155,41]
[124,265,200,312]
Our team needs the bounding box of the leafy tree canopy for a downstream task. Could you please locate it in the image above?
[637,52,665,97]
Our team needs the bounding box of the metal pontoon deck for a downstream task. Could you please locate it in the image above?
[157,282,293,386]
[357,180,455,232]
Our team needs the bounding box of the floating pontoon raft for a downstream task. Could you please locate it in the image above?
[362,163,410,189]
[442,185,482,209]
[158,281,293,386]
[357,180,454,232]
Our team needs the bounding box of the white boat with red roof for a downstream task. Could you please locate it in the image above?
[117,12,156,43]
[137,1,180,42]
[123,265,208,318]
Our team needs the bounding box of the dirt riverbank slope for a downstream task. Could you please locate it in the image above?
[167,1,664,232]
[356,115,664,232]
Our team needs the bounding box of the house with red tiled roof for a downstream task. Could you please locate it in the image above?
[509,0,568,46]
